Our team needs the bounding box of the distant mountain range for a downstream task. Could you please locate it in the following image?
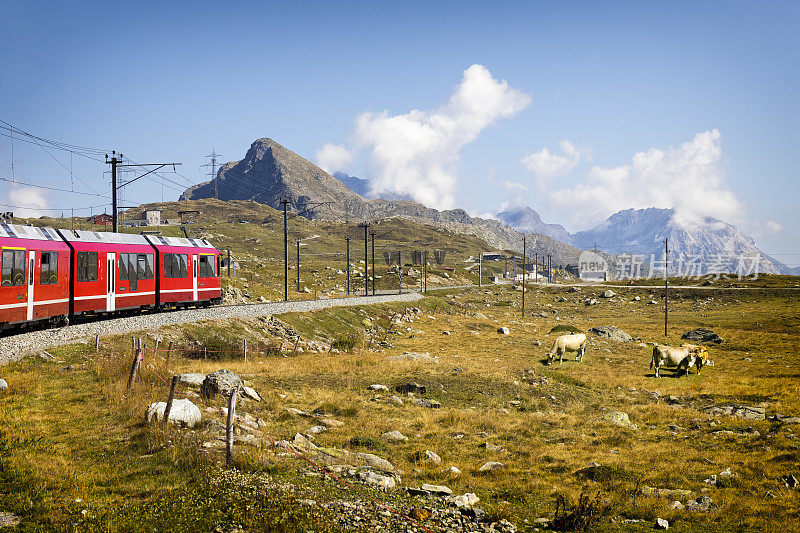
[181,137,794,277]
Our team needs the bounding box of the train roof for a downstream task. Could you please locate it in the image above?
[0,223,63,242]
[56,229,150,245]
[144,234,216,250]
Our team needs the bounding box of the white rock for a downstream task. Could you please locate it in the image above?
[242,386,261,401]
[145,399,201,427]
[358,470,396,489]
[369,384,389,391]
[443,466,461,476]
[177,373,205,387]
[655,517,669,529]
[382,430,409,443]
[421,483,452,495]
[308,425,327,434]
[670,501,684,510]
[497,327,510,335]
[0,379,7,390]
[447,492,480,508]
[478,461,505,472]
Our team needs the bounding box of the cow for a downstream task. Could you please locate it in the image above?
[650,344,709,378]
[546,333,587,365]
[680,344,711,372]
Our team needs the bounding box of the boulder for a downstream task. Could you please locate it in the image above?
[681,328,723,344]
[0,379,7,391]
[382,430,409,443]
[420,483,452,495]
[497,327,510,335]
[414,399,442,408]
[687,495,718,512]
[585,298,598,306]
[358,470,396,489]
[600,411,638,429]
[589,325,633,342]
[655,518,669,530]
[411,450,442,464]
[447,492,480,508]
[369,384,389,391]
[201,369,243,398]
[242,386,261,401]
[177,373,206,387]
[600,290,616,298]
[145,399,201,427]
[478,461,505,472]
[473,312,489,319]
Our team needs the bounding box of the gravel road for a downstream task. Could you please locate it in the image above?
[0,292,423,366]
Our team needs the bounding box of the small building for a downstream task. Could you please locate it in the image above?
[144,209,161,227]
[88,213,113,226]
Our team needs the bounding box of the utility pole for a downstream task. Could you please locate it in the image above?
[424,251,428,294]
[398,251,402,294]
[478,253,482,287]
[281,199,290,301]
[106,151,121,232]
[534,252,538,283]
[522,235,526,317]
[296,239,301,293]
[227,249,231,277]
[361,223,369,296]
[664,238,669,337]
[112,156,182,233]
[201,150,223,199]
[346,236,351,295]
[512,252,516,280]
[370,231,376,296]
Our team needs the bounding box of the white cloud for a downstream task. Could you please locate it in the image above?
[547,130,742,229]
[522,139,585,189]
[766,220,782,234]
[314,143,353,174]
[7,186,50,218]
[341,64,530,209]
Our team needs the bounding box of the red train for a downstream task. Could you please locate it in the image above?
[0,223,222,332]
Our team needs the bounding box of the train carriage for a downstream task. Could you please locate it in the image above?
[57,230,157,316]
[0,224,71,329]
[144,235,221,308]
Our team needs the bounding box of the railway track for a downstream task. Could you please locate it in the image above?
[0,291,423,366]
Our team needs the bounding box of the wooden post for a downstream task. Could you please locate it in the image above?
[154,338,161,356]
[165,341,173,370]
[126,348,142,390]
[95,333,100,353]
[203,346,207,360]
[132,336,136,351]
[226,385,240,467]
[163,375,179,423]
[243,338,248,361]
[292,337,300,355]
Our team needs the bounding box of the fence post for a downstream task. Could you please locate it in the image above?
[126,348,142,390]
[243,338,247,361]
[154,337,161,356]
[163,375,179,423]
[226,385,240,468]
[292,337,300,355]
[95,333,100,353]
[165,341,173,370]
[203,346,207,360]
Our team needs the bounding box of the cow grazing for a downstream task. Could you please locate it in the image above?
[546,333,587,365]
[650,344,709,378]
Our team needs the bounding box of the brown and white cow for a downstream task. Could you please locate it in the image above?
[650,344,709,378]
[546,333,587,365]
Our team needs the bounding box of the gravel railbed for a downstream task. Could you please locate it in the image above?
[0,292,423,366]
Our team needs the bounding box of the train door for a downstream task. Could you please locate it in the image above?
[26,250,35,320]
[106,252,115,312]
[192,254,198,301]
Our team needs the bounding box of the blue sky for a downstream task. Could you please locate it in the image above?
[1,1,798,264]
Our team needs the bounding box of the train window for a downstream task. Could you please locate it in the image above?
[1,249,26,287]
[40,251,59,285]
[164,253,189,278]
[119,253,129,280]
[179,254,188,278]
[76,251,98,282]
[199,255,215,277]
[144,254,154,279]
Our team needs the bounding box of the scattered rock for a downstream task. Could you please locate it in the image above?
[589,325,633,342]
[670,501,685,510]
[358,470,396,489]
[655,517,669,530]
[703,404,765,420]
[241,386,261,401]
[145,399,201,427]
[396,382,426,395]
[411,450,442,464]
[414,399,442,409]
[687,495,718,512]
[420,483,452,495]
[704,474,717,486]
[633,295,641,301]
[388,395,404,405]
[639,486,693,499]
[600,290,616,298]
[497,327,510,335]
[369,384,389,391]
[681,328,723,344]
[201,369,243,398]
[308,425,327,434]
[0,379,7,391]
[382,430,409,443]
[478,461,505,472]
[0,512,21,527]
[479,442,505,452]
[473,312,489,319]
[600,410,638,429]
[38,351,55,360]
[585,298,598,306]
[780,474,798,488]
[177,373,206,387]
[446,492,480,508]
[443,466,461,477]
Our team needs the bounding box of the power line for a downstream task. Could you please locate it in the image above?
[0,177,110,198]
